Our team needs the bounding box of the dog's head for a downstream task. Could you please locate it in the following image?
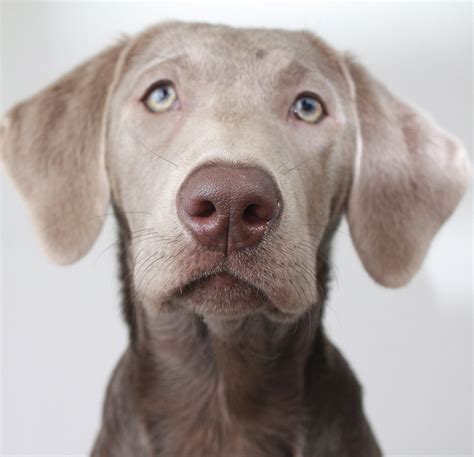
[1,22,470,321]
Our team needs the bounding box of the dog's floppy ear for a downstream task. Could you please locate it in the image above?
[1,39,129,265]
[345,58,471,287]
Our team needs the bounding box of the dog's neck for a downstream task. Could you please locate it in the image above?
[130,301,322,455]
[137,304,320,396]
[139,302,321,388]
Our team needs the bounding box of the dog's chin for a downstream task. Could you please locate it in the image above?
[173,272,271,320]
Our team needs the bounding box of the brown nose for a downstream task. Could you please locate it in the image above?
[177,164,281,255]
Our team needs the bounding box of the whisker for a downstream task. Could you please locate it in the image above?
[94,228,158,263]
[127,130,179,168]
[281,159,312,174]
[303,223,351,238]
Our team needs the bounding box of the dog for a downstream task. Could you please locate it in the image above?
[1,21,470,456]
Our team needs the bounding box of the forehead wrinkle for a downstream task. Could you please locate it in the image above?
[124,26,197,79]
[275,60,309,87]
[129,55,191,88]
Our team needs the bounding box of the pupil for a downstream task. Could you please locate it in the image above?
[154,87,168,101]
[301,98,315,112]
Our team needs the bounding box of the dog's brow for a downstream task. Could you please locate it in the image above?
[276,60,309,86]
[133,54,190,82]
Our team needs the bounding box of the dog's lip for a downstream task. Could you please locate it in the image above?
[168,266,302,321]
[180,271,244,293]
[172,267,267,299]
[203,272,241,288]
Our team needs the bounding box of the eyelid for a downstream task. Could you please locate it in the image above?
[140,79,176,102]
[293,91,327,113]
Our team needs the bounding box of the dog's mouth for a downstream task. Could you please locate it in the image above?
[185,272,245,291]
[172,268,274,319]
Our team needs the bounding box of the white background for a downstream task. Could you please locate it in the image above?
[1,2,472,456]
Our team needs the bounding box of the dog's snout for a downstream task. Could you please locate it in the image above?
[177,164,281,255]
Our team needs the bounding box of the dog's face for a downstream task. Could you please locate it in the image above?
[108,24,354,320]
[1,22,470,321]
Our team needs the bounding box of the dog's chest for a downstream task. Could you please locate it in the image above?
[156,411,304,457]
[149,375,305,457]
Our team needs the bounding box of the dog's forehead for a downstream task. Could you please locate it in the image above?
[126,22,343,84]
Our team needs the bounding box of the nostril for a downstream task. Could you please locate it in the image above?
[242,202,276,225]
[189,200,216,218]
[242,204,262,225]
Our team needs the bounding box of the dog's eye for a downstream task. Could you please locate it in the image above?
[142,82,178,113]
[291,94,325,124]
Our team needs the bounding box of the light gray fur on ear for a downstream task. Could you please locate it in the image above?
[344,57,471,287]
[1,39,129,265]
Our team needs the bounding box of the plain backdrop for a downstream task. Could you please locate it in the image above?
[1,2,472,456]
